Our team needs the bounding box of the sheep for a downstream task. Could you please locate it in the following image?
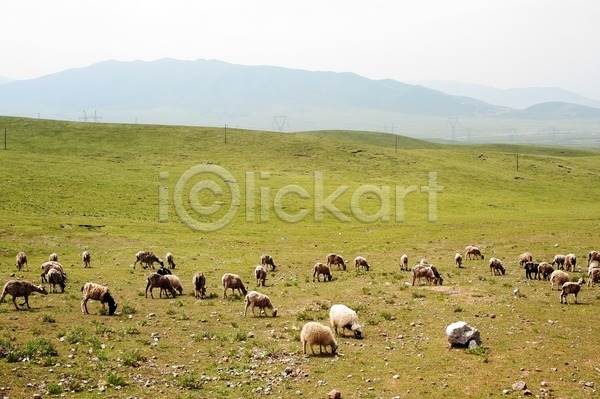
[49,253,58,262]
[300,322,338,356]
[313,263,332,282]
[588,250,600,265]
[261,254,277,271]
[524,262,539,280]
[587,268,600,287]
[192,271,206,298]
[82,251,91,268]
[518,252,533,267]
[489,258,505,276]
[40,261,66,284]
[133,251,164,269]
[464,245,484,260]
[221,273,247,299]
[255,265,267,287]
[161,275,183,297]
[538,262,554,280]
[156,266,172,275]
[145,273,177,299]
[326,253,346,271]
[0,280,48,310]
[244,291,277,317]
[560,278,585,304]
[454,253,463,268]
[550,270,570,290]
[166,252,176,269]
[80,282,117,315]
[329,304,362,339]
[552,254,566,270]
[46,268,66,293]
[589,260,600,273]
[411,264,443,286]
[354,256,370,271]
[15,251,28,271]
[400,254,409,271]
[564,253,577,272]
[419,258,429,265]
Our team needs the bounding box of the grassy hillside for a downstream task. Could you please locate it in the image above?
[0,117,599,398]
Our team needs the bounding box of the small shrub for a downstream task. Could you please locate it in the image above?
[178,375,203,390]
[381,311,392,320]
[46,383,62,395]
[232,331,246,342]
[41,314,56,323]
[454,306,463,313]
[123,348,143,366]
[296,312,312,321]
[107,373,125,386]
[121,303,136,314]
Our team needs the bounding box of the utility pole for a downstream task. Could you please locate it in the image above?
[448,117,458,141]
[4,127,6,150]
[224,124,227,144]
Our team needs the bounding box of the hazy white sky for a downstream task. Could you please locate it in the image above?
[2,0,600,99]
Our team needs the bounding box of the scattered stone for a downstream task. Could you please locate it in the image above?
[523,389,532,396]
[582,381,594,388]
[328,388,341,398]
[393,375,400,380]
[512,381,527,391]
[541,381,548,387]
[502,389,511,395]
[446,321,482,347]
[295,389,302,395]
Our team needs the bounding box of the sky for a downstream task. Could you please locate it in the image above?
[2,0,600,99]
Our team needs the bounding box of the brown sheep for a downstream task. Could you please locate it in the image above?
[0,280,48,310]
[46,268,66,293]
[166,252,176,269]
[313,263,332,282]
[464,245,484,260]
[400,254,409,271]
[192,271,206,298]
[134,251,164,269]
[145,273,176,298]
[588,250,600,266]
[82,251,91,268]
[221,273,247,299]
[518,252,533,267]
[537,262,554,280]
[587,268,600,287]
[489,258,505,276]
[15,251,28,271]
[161,275,183,297]
[412,264,443,286]
[81,282,117,315]
[40,261,66,284]
[552,254,566,270]
[244,291,277,317]
[564,253,577,272]
[255,265,267,287]
[326,253,346,270]
[261,254,277,271]
[354,256,370,271]
[550,270,570,290]
[560,278,585,304]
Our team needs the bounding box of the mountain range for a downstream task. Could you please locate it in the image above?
[0,58,599,142]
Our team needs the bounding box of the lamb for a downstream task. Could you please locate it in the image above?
[80,282,117,315]
[588,250,600,265]
[354,256,370,271]
[82,251,91,268]
[537,262,554,280]
[0,280,48,310]
[587,268,600,287]
[550,270,570,290]
[524,262,539,280]
[552,254,566,270]
[192,271,206,298]
[300,322,338,356]
[15,251,28,271]
[560,278,585,304]
[40,261,66,284]
[221,273,247,299]
[411,264,443,286]
[49,253,58,262]
[564,253,577,272]
[261,254,277,271]
[313,263,333,282]
[255,265,267,287]
[145,273,177,299]
[326,253,346,270]
[244,291,277,317]
[166,252,176,269]
[329,304,362,339]
[518,252,533,267]
[400,254,409,271]
[133,251,164,269]
[464,245,484,260]
[161,274,183,297]
[454,253,463,268]
[489,258,505,276]
[46,268,66,293]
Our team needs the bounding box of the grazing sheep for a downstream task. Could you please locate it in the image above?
[564,253,577,272]
[412,264,443,286]
[40,261,66,284]
[489,258,505,276]
[49,253,58,262]
[354,256,370,271]
[589,260,600,273]
[524,262,539,280]
[300,322,338,356]
[46,268,66,293]
[518,252,533,267]
[455,253,463,268]
[261,254,277,271]
[82,251,91,268]
[550,270,570,290]
[329,304,362,339]
[0,280,48,310]
[15,251,28,271]
[313,263,333,282]
[552,254,566,270]
[156,266,172,275]
[192,272,206,298]
[419,258,429,265]
[464,245,484,260]
[588,268,600,287]
[161,275,183,297]
[560,278,585,304]
[133,251,164,269]
[255,265,267,287]
[538,262,554,280]
[326,253,346,271]
[221,273,247,299]
[166,252,176,269]
[588,250,600,265]
[80,282,117,315]
[244,291,277,317]
[400,254,409,271]
[145,273,177,299]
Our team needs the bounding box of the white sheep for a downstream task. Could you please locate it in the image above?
[300,322,338,356]
[145,273,177,298]
[221,273,247,299]
[82,251,91,268]
[47,268,66,293]
[560,278,585,304]
[587,250,600,266]
[588,268,600,287]
[255,265,267,287]
[354,256,370,271]
[313,263,332,282]
[550,270,570,290]
[489,258,505,276]
[552,254,566,270]
[0,280,48,310]
[537,262,554,280]
[326,253,346,270]
[329,304,362,339]
[518,252,533,267]
[192,271,206,298]
[166,252,176,269]
[80,282,118,315]
[161,274,183,297]
[464,245,484,260]
[261,254,277,271]
[49,253,58,262]
[454,253,463,268]
[244,291,277,317]
[400,254,409,271]
[15,251,28,271]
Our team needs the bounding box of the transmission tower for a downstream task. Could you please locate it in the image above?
[448,117,458,141]
[272,115,288,132]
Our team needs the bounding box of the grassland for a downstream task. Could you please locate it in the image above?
[0,116,599,399]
